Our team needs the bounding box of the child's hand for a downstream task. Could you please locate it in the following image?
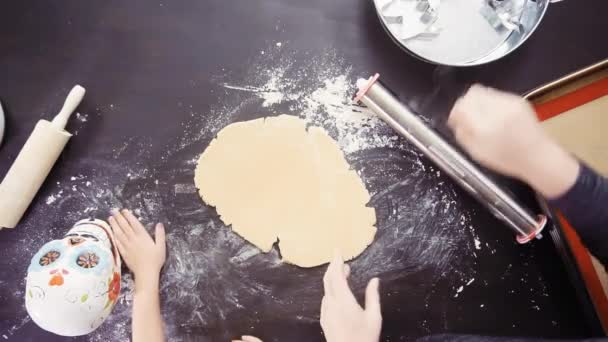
[110,210,167,342]
[109,209,166,281]
[321,251,382,342]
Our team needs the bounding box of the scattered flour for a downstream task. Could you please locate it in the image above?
[45,195,57,205]
[297,75,397,153]
[474,238,482,250]
[222,64,295,108]
[454,277,476,298]
[4,44,484,341]
[220,54,398,154]
[217,48,482,310]
[454,285,464,298]
[75,112,88,122]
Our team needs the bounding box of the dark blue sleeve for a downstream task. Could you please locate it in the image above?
[548,163,608,266]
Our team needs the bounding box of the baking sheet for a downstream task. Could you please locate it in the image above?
[526,58,608,334]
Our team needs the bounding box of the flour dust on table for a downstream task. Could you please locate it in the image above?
[150,44,481,340]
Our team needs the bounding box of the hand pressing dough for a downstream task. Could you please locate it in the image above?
[194,115,376,267]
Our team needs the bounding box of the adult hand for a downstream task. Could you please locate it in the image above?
[447,85,579,198]
[448,85,550,179]
[108,209,166,280]
[321,252,382,342]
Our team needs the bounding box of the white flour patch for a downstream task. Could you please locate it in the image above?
[75,112,88,122]
[454,277,476,298]
[454,285,464,298]
[297,75,396,154]
[174,183,197,194]
[45,195,57,205]
[218,50,398,155]
[146,44,479,339]
[474,238,482,250]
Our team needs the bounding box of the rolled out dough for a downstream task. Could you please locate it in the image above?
[194,115,376,267]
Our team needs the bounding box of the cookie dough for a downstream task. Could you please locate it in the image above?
[194,115,376,267]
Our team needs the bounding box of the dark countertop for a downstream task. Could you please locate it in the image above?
[0,1,607,341]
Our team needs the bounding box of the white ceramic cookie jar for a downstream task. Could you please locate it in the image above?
[25,219,121,336]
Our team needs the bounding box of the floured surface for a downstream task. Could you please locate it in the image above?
[1,41,576,341]
[194,115,376,267]
[0,46,543,341]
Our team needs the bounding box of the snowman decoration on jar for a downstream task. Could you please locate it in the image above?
[25,218,121,336]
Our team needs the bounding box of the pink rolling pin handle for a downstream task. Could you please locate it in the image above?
[516,214,548,244]
[354,73,380,103]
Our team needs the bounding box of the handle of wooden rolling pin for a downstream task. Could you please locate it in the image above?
[52,85,86,130]
[0,86,85,229]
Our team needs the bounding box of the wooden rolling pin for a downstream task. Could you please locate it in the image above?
[0,86,85,229]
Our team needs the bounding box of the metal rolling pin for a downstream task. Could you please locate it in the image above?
[354,74,546,243]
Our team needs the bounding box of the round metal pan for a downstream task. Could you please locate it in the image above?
[373,0,550,66]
